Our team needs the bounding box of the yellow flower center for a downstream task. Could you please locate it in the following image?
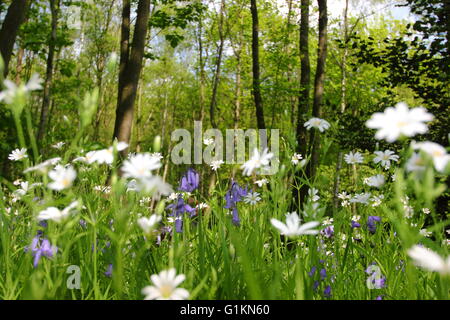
[396,121,407,128]
[159,285,173,298]
[432,150,443,157]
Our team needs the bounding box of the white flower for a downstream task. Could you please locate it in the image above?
[322,217,334,226]
[337,192,351,200]
[243,191,261,205]
[137,214,162,234]
[350,193,372,204]
[150,152,164,161]
[203,138,214,146]
[47,165,77,190]
[87,142,128,165]
[210,159,224,171]
[13,181,29,198]
[134,176,173,197]
[419,229,432,238]
[341,200,350,207]
[304,117,330,132]
[308,188,320,202]
[406,152,426,173]
[241,148,273,176]
[52,142,65,149]
[24,157,61,174]
[196,202,208,209]
[366,102,434,142]
[25,73,44,91]
[122,153,162,179]
[364,174,385,188]
[8,148,28,161]
[373,150,399,169]
[0,73,43,104]
[141,268,189,300]
[291,153,303,165]
[370,195,384,207]
[93,185,111,194]
[344,151,364,164]
[270,212,320,238]
[37,201,79,223]
[422,208,430,215]
[167,192,180,201]
[413,141,450,173]
[407,245,450,275]
[254,178,268,187]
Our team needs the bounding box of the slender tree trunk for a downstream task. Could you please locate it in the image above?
[209,0,225,128]
[197,18,206,122]
[117,0,130,107]
[333,0,349,211]
[292,0,311,209]
[307,0,328,179]
[285,0,296,124]
[0,0,30,77]
[37,0,59,142]
[93,0,116,141]
[113,0,151,154]
[250,0,265,130]
[15,47,24,85]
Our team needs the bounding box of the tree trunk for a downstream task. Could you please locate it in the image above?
[333,0,349,211]
[0,0,30,77]
[250,0,265,130]
[197,18,206,122]
[37,0,59,142]
[209,0,225,128]
[292,0,311,209]
[113,0,151,154]
[307,0,328,180]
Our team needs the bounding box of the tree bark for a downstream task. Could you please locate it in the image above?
[250,0,265,130]
[113,0,151,153]
[37,0,59,142]
[292,0,311,208]
[0,0,30,77]
[209,0,225,128]
[333,0,349,211]
[307,0,328,180]
[197,18,206,122]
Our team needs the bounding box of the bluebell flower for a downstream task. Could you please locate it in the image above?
[167,196,195,233]
[351,220,361,228]
[313,280,320,291]
[105,264,113,277]
[367,216,381,234]
[308,266,317,277]
[26,235,57,268]
[320,268,327,280]
[224,180,248,226]
[79,219,87,229]
[324,285,332,298]
[179,168,200,192]
[321,225,334,238]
